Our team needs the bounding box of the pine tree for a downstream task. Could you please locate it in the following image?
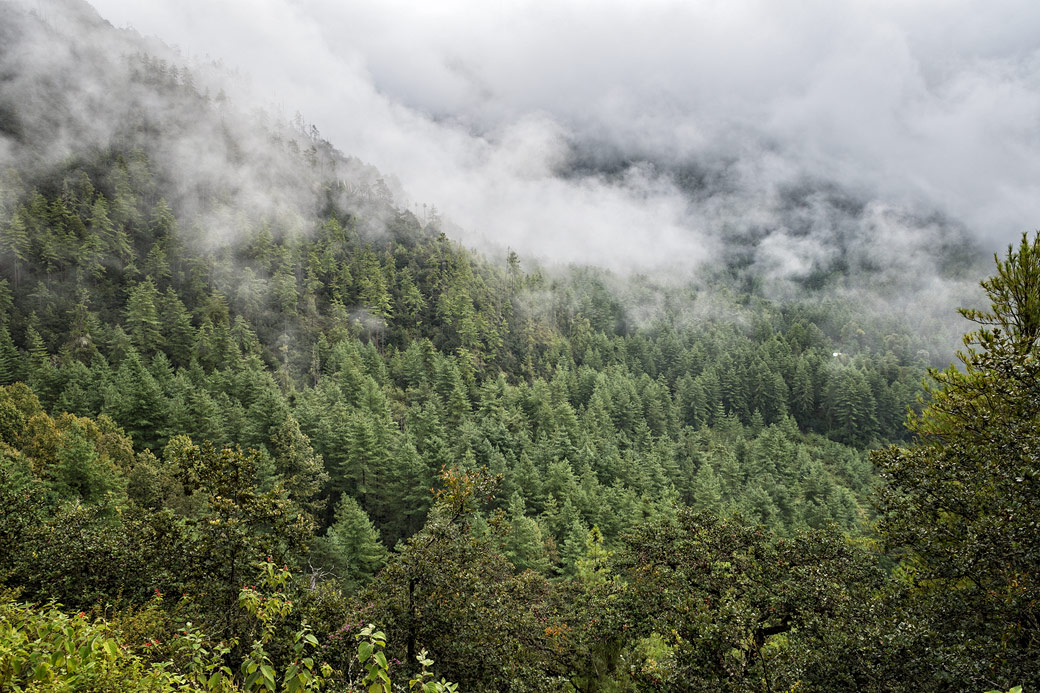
[103,348,168,451]
[823,366,878,446]
[381,438,434,543]
[574,525,613,586]
[558,518,589,578]
[159,288,196,367]
[125,277,164,353]
[317,494,387,593]
[503,492,550,574]
[0,323,20,385]
[89,196,132,269]
[790,358,816,426]
[268,413,328,514]
[691,461,724,512]
[24,324,59,409]
[510,452,545,513]
[0,206,30,287]
[149,198,176,238]
[52,418,116,502]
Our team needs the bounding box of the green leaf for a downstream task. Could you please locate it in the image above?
[358,640,373,663]
[261,663,276,691]
[103,640,120,659]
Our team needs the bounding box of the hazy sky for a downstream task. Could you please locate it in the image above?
[86,0,1040,272]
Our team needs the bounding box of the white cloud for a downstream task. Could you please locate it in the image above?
[78,0,1040,271]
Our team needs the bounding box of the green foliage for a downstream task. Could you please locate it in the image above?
[354,467,567,691]
[163,437,315,635]
[0,598,183,692]
[0,10,1000,688]
[874,232,1040,690]
[611,509,884,691]
[237,561,332,692]
[355,623,391,693]
[409,649,458,693]
[315,494,387,593]
[0,563,344,693]
[0,138,926,558]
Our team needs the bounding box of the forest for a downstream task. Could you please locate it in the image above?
[0,1,1037,691]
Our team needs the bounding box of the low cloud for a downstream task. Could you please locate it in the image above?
[7,0,1033,321]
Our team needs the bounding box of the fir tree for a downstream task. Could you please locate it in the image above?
[317,494,387,593]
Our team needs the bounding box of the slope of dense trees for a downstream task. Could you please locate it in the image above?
[2,233,1031,691]
[0,140,930,548]
[1,1,1034,690]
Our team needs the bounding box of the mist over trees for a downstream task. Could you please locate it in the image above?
[0,1,1035,691]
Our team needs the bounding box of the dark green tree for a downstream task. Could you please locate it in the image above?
[315,493,387,593]
[125,277,164,353]
[354,468,564,691]
[164,436,315,635]
[874,232,1040,690]
[614,509,883,692]
[103,348,168,451]
[502,491,550,574]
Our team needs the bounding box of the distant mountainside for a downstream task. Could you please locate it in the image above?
[0,0,936,540]
[0,0,971,599]
[1,2,1036,691]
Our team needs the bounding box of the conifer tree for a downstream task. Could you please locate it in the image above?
[0,205,30,287]
[51,418,118,502]
[874,232,1040,688]
[24,323,59,409]
[691,461,724,512]
[267,412,328,514]
[558,518,590,578]
[125,277,163,353]
[0,323,20,385]
[317,493,387,593]
[503,492,550,574]
[103,348,168,451]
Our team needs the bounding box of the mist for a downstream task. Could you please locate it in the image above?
[77,0,1039,267]
[3,0,1035,336]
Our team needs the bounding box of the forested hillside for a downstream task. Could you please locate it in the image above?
[0,1,1035,691]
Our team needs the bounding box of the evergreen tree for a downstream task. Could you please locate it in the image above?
[502,492,550,574]
[124,277,164,353]
[316,493,387,593]
[823,366,878,446]
[0,323,20,385]
[874,233,1040,689]
[51,418,118,502]
[267,413,328,514]
[24,324,59,409]
[0,205,30,287]
[103,348,168,451]
[557,517,590,578]
[691,461,724,512]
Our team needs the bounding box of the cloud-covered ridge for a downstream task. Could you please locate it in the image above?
[4,0,1030,328]
[82,0,1040,261]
